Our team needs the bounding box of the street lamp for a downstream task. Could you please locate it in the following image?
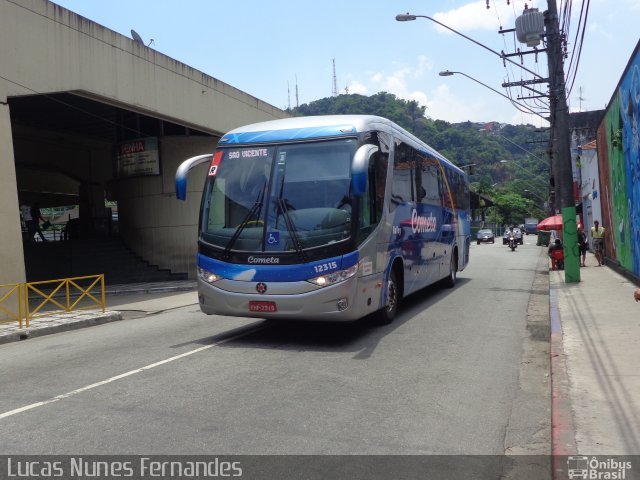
[395,13,545,81]
[438,70,547,121]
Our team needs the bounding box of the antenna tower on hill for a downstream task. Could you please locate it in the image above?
[577,86,587,112]
[332,58,338,97]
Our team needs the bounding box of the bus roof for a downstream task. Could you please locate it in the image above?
[219,115,462,174]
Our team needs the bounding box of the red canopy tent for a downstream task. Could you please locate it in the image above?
[537,215,563,231]
[537,215,582,231]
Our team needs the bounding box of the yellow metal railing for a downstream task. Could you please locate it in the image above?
[0,283,24,328]
[0,275,105,328]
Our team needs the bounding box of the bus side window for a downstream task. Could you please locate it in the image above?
[442,168,459,209]
[418,156,440,206]
[414,153,426,203]
[391,141,414,210]
[363,151,386,228]
[360,165,372,232]
[359,136,388,241]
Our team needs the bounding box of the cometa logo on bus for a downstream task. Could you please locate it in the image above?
[247,256,280,264]
[411,209,437,233]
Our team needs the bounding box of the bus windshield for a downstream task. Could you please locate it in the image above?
[200,138,358,253]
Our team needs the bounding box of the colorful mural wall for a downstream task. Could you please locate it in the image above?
[597,40,640,278]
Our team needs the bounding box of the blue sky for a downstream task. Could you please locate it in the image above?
[51,0,639,127]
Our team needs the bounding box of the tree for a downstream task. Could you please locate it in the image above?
[493,192,534,226]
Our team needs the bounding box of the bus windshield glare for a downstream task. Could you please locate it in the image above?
[200,138,358,253]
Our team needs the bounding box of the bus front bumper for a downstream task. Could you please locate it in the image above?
[197,275,379,322]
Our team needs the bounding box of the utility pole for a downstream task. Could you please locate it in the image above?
[545,0,579,282]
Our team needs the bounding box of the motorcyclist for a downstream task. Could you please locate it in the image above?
[507,225,517,249]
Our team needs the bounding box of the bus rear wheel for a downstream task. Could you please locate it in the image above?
[373,269,399,325]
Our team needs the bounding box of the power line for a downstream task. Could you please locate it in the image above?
[565,1,591,98]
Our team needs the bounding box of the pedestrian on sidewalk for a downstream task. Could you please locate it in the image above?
[577,226,588,267]
[634,289,640,302]
[20,203,35,241]
[548,238,564,270]
[591,220,606,266]
[31,202,47,242]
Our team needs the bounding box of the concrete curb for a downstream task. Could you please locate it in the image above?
[503,248,552,438]
[105,284,196,296]
[0,311,123,345]
[0,281,196,346]
[550,283,578,457]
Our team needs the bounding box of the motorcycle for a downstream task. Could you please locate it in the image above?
[508,234,517,251]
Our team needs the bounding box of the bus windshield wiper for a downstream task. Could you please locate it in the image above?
[272,151,306,262]
[277,198,307,262]
[222,186,265,259]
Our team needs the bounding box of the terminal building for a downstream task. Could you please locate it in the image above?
[1,0,288,286]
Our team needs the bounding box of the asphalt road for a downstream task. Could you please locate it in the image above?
[0,238,549,460]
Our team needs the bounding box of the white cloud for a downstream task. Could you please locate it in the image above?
[588,21,614,40]
[619,0,640,9]
[414,55,434,78]
[360,58,434,108]
[428,84,480,122]
[346,81,368,95]
[370,72,384,84]
[432,0,516,32]
[408,90,429,107]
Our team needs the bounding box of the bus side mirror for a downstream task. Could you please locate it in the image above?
[175,154,213,200]
[352,144,379,197]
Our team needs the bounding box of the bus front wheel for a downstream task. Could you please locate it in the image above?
[373,269,399,325]
[442,251,457,288]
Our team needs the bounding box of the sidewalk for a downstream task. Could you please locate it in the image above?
[0,280,197,345]
[550,254,640,455]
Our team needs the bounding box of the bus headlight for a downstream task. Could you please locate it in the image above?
[198,267,222,284]
[307,264,358,287]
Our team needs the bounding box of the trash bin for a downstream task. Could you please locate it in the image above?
[536,230,551,246]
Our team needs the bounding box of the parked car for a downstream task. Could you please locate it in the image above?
[476,229,495,244]
[503,227,524,245]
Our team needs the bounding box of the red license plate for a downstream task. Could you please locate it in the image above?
[249,301,277,313]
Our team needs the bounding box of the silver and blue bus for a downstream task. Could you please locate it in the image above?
[176,115,470,324]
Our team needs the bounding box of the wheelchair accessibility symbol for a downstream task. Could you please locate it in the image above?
[267,232,280,245]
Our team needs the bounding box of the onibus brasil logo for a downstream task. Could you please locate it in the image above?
[567,456,632,479]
